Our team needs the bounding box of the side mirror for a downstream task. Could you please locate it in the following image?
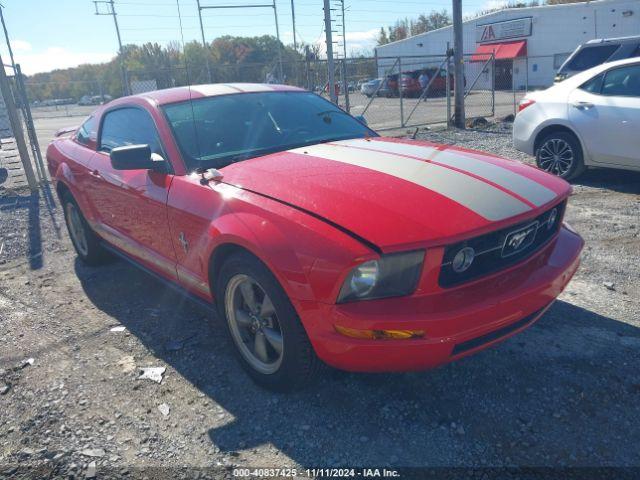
[355,115,368,126]
[110,144,165,172]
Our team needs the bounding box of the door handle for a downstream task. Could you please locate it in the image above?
[571,101,594,110]
[90,169,101,178]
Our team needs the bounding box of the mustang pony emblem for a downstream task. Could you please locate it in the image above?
[502,222,538,257]
[508,231,530,249]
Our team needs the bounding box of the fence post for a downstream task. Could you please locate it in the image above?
[342,59,350,113]
[398,56,404,128]
[512,61,517,117]
[491,53,495,118]
[15,64,46,184]
[0,54,37,190]
[446,44,451,127]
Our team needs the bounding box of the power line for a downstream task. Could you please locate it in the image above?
[94,1,130,95]
[197,0,284,82]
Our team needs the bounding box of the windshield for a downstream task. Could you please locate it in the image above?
[162,91,376,170]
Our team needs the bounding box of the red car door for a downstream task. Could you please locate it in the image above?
[85,106,178,280]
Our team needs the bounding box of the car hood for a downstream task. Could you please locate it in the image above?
[220,137,570,251]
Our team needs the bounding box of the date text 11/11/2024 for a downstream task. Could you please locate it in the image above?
[232,468,401,477]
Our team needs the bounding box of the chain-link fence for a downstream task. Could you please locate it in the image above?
[0,63,47,192]
[18,52,562,165]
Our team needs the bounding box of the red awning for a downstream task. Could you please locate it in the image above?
[471,40,527,62]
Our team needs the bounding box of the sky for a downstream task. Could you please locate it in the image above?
[0,0,496,75]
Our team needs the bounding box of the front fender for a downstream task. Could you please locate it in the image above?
[531,118,590,165]
[207,210,317,302]
[203,186,372,306]
[54,163,91,217]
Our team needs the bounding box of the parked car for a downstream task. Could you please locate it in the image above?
[399,69,455,98]
[360,78,394,98]
[385,73,399,96]
[78,95,93,106]
[48,84,583,391]
[555,35,640,82]
[399,72,423,97]
[514,57,640,180]
[323,82,340,97]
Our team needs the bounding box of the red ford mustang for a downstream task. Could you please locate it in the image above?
[47,84,583,391]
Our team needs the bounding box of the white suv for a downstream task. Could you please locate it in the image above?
[513,57,640,180]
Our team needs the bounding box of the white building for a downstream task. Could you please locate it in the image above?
[375,0,639,89]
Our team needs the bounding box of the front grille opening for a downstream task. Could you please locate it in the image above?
[451,307,545,356]
[439,200,566,288]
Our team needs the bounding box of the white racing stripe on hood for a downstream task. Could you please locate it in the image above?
[337,139,556,207]
[289,143,531,221]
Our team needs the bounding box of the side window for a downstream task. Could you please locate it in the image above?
[601,65,640,97]
[567,45,619,71]
[579,73,604,94]
[99,107,162,154]
[76,116,97,147]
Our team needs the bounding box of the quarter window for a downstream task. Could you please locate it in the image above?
[99,107,163,154]
[76,116,97,147]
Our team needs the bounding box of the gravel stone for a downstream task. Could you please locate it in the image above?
[1,126,638,470]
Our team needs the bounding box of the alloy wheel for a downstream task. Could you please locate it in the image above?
[225,274,284,374]
[66,202,89,257]
[538,138,574,177]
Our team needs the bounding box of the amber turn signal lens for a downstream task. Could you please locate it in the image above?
[335,325,425,340]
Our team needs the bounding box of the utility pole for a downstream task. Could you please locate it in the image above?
[290,0,297,52]
[198,2,283,83]
[323,0,337,104]
[94,1,129,96]
[196,0,213,82]
[0,3,16,69]
[452,0,465,128]
[273,0,284,81]
[339,0,349,111]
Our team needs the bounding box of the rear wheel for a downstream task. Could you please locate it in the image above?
[535,131,586,181]
[216,253,320,391]
[62,192,110,265]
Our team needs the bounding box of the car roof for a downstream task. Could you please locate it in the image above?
[131,83,305,106]
[585,35,640,45]
[562,56,640,87]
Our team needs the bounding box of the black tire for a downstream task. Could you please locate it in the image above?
[215,252,321,392]
[535,131,586,181]
[61,192,110,266]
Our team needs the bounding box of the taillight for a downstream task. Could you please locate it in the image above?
[518,98,536,113]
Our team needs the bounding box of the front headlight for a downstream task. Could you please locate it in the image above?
[337,250,425,303]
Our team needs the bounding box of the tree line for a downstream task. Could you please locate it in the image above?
[24,36,322,102]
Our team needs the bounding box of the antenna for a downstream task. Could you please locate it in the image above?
[175,0,203,172]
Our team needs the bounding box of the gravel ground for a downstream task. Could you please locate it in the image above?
[1,126,639,478]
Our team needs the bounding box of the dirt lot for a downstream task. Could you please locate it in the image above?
[1,126,639,478]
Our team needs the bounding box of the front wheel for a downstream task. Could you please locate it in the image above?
[62,192,110,265]
[216,253,320,391]
[535,132,586,181]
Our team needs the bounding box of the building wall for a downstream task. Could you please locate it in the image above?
[375,0,640,88]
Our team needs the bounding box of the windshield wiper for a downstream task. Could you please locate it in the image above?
[316,109,350,119]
